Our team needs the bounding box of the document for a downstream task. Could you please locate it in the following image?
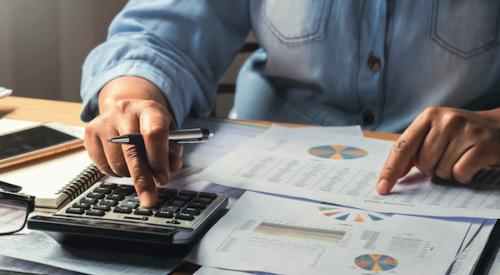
[185,192,471,275]
[199,126,500,219]
[448,220,496,275]
[182,118,363,168]
[0,231,181,275]
[487,246,500,275]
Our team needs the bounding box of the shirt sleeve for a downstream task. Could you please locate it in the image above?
[80,0,250,125]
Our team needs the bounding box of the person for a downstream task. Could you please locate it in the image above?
[81,1,500,207]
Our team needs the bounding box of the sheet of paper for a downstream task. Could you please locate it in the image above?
[0,231,181,275]
[195,266,253,275]
[0,255,80,275]
[199,126,500,219]
[186,192,471,275]
[487,246,500,275]
[0,87,12,99]
[448,220,496,275]
[182,118,363,168]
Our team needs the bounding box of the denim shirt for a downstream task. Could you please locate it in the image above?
[81,0,500,132]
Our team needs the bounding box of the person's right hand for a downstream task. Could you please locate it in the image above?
[84,76,183,208]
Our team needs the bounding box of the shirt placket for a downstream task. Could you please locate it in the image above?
[356,0,387,130]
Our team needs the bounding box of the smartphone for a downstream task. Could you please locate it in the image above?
[0,122,83,169]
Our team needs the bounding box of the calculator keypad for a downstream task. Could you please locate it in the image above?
[57,182,225,229]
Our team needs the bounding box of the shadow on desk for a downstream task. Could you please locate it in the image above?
[0,107,15,119]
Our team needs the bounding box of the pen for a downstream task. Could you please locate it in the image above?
[107,128,214,145]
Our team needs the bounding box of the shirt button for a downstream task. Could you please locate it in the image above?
[367,52,381,72]
[362,110,375,126]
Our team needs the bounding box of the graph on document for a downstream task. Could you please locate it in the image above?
[318,206,386,222]
[354,253,399,272]
[254,221,347,244]
[308,145,368,160]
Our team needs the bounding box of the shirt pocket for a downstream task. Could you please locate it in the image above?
[430,0,500,58]
[261,0,333,45]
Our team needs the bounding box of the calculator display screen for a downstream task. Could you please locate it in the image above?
[0,126,78,160]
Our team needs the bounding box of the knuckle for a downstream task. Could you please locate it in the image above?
[422,106,440,119]
[443,112,466,127]
[115,99,131,113]
[393,139,411,155]
[143,125,167,140]
[142,99,161,110]
[124,145,141,160]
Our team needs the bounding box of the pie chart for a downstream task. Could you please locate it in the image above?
[318,206,385,222]
[308,145,368,160]
[354,254,398,272]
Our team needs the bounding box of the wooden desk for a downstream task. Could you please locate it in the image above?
[0,96,400,141]
[0,96,400,274]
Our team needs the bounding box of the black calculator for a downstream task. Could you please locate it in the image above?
[27,182,228,248]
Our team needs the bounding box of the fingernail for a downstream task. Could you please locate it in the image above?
[377,179,389,195]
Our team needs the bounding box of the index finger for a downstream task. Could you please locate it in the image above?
[118,121,157,207]
[376,115,431,195]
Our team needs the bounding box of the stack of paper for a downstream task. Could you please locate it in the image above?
[0,87,12,99]
[184,122,498,275]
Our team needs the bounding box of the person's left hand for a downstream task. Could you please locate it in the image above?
[376,107,500,195]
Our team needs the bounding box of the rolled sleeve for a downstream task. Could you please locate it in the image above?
[80,0,250,125]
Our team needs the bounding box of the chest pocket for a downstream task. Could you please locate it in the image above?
[430,0,500,58]
[261,0,333,45]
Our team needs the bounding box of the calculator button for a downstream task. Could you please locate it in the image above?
[179,190,197,197]
[72,202,91,210]
[99,199,118,207]
[187,202,207,210]
[113,207,133,214]
[66,207,85,215]
[192,197,212,204]
[134,208,153,216]
[119,201,139,209]
[181,208,201,216]
[106,193,125,201]
[86,209,105,216]
[128,195,140,202]
[92,204,111,211]
[80,197,97,205]
[158,188,177,196]
[155,210,174,218]
[114,185,134,195]
[168,200,186,207]
[93,187,111,194]
[99,183,117,189]
[198,192,217,199]
[175,213,194,221]
[173,195,192,201]
[87,192,105,199]
[160,206,179,213]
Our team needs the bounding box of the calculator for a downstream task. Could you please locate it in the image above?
[27,182,228,247]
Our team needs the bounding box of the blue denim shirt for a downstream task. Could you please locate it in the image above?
[81,0,500,132]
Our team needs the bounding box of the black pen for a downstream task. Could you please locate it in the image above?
[107,128,214,145]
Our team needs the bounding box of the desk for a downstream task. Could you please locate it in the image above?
[2,97,499,275]
[0,96,400,141]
